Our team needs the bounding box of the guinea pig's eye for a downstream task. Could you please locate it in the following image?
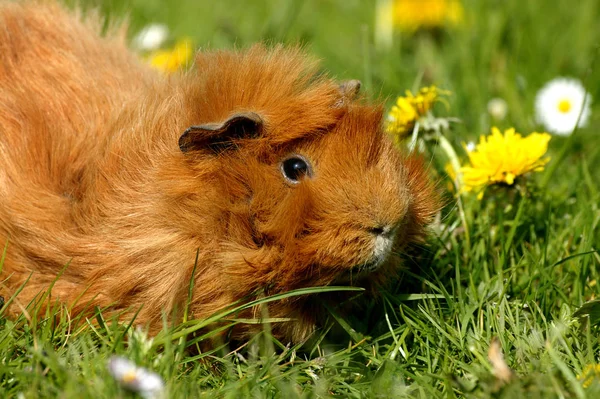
[280,155,312,184]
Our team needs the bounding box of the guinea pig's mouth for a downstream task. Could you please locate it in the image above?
[353,252,389,274]
[334,233,396,282]
[331,256,388,285]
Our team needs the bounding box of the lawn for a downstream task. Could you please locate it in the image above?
[1,0,600,397]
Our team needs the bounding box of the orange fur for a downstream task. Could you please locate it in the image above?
[0,2,439,342]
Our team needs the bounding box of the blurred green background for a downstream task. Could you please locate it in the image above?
[70,0,599,142]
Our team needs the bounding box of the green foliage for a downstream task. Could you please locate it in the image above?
[2,0,600,397]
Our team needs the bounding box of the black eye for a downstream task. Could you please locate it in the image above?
[281,155,312,183]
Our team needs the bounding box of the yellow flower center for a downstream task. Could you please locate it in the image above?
[123,370,138,383]
[557,99,572,114]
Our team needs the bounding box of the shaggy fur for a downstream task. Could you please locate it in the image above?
[0,2,439,342]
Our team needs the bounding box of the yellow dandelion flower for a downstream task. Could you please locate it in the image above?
[387,96,418,137]
[460,127,551,199]
[392,0,464,33]
[578,364,600,388]
[386,85,445,139]
[148,38,193,73]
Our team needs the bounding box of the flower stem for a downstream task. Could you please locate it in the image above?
[503,191,527,255]
[407,121,420,152]
[361,25,373,92]
[437,133,471,252]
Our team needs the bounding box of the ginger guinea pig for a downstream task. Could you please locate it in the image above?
[0,2,438,342]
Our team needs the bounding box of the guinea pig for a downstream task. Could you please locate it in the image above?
[0,1,439,343]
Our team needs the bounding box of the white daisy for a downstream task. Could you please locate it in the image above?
[108,356,165,399]
[133,24,169,51]
[535,77,592,135]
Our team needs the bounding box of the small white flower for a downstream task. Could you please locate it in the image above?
[535,77,592,135]
[487,97,508,121]
[108,356,165,399]
[465,141,476,152]
[133,24,169,51]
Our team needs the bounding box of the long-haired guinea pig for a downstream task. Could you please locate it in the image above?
[0,2,439,342]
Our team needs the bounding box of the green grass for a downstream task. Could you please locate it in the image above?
[2,0,600,397]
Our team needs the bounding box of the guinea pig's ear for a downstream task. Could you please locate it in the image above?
[339,80,361,98]
[334,79,361,107]
[179,112,264,153]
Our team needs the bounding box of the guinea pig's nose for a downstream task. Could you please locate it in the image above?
[368,225,394,237]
